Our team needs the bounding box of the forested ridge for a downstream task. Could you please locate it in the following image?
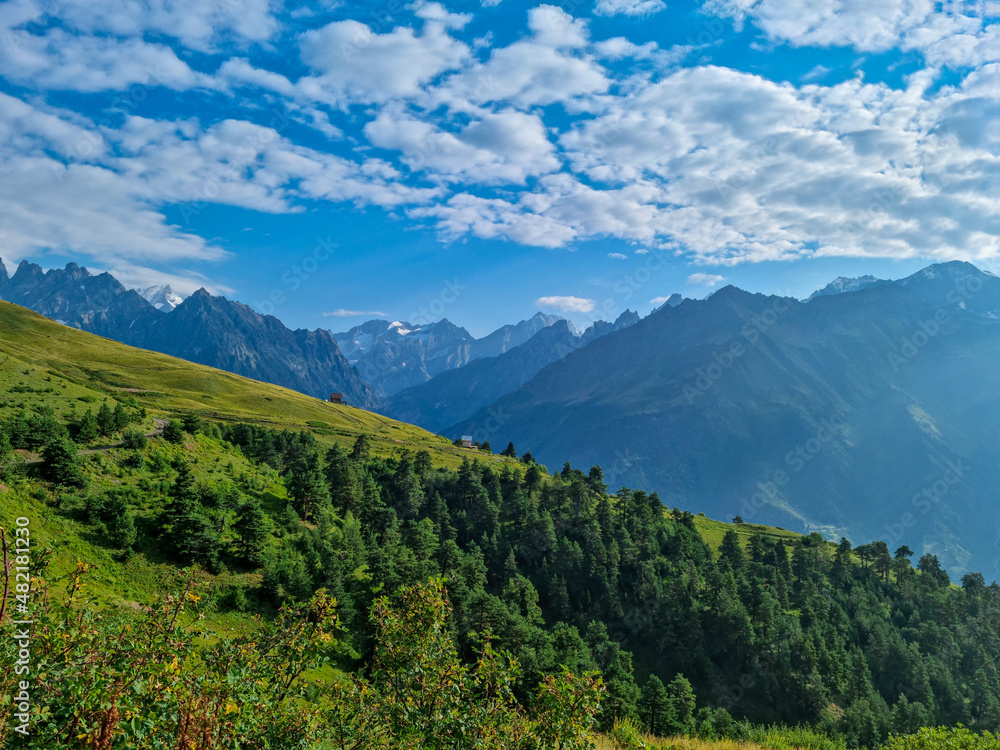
[2,405,1000,747]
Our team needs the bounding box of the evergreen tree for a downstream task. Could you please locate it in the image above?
[75,409,99,442]
[234,497,270,567]
[324,443,360,514]
[103,490,137,548]
[501,442,517,458]
[96,402,115,436]
[286,450,331,522]
[350,434,372,462]
[665,674,697,735]
[639,675,670,735]
[181,413,203,434]
[165,461,221,570]
[41,438,84,487]
[113,403,130,431]
[162,420,185,444]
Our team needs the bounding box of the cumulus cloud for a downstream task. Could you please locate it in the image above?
[299,15,470,104]
[687,273,726,286]
[4,0,1000,286]
[536,295,597,313]
[364,108,560,184]
[595,0,668,17]
[703,0,997,69]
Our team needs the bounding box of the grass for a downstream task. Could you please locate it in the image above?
[691,514,804,552]
[0,300,514,471]
[596,737,817,750]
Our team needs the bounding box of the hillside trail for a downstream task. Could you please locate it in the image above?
[22,418,169,465]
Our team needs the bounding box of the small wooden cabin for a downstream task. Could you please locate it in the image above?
[329,393,344,404]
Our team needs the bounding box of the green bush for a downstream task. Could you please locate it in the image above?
[162,419,185,444]
[121,427,148,450]
[882,727,1000,750]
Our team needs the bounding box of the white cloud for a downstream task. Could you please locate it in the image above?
[535,295,596,313]
[608,252,628,259]
[0,29,207,92]
[299,16,470,104]
[704,0,998,69]
[364,108,560,184]
[323,309,390,317]
[0,0,279,94]
[48,0,280,52]
[595,0,668,17]
[687,273,726,286]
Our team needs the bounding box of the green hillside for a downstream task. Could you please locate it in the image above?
[2,298,1000,749]
[0,300,497,470]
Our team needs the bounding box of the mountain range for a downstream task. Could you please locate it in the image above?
[0,259,378,409]
[332,312,563,396]
[382,311,640,434]
[449,261,1000,576]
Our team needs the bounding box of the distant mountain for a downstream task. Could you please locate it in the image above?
[451,261,1000,575]
[807,275,890,300]
[138,284,184,312]
[0,260,377,409]
[338,312,564,396]
[0,260,159,341]
[136,290,379,409]
[653,293,686,310]
[469,312,563,359]
[383,310,639,433]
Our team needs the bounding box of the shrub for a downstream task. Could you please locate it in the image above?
[162,419,185,444]
[609,716,648,749]
[882,727,1000,750]
[41,438,84,487]
[121,428,148,450]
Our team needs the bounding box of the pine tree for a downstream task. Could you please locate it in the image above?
[165,461,220,569]
[41,438,84,487]
[286,450,331,522]
[719,529,745,574]
[181,413,203,434]
[350,434,372,463]
[162,420,185,444]
[234,498,270,567]
[113,403,130,431]
[639,675,670,735]
[665,674,697,735]
[324,443,360,514]
[76,410,99,442]
[501,442,517,458]
[96,402,115,436]
[103,490,137,548]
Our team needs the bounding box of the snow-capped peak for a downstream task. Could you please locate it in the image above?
[138,284,184,312]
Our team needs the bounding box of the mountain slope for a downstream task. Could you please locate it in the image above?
[452,262,1000,574]
[133,289,379,410]
[807,274,890,300]
[0,259,377,409]
[383,311,640,434]
[0,299,486,468]
[336,313,564,396]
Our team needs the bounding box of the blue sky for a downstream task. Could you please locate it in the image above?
[1,0,999,335]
